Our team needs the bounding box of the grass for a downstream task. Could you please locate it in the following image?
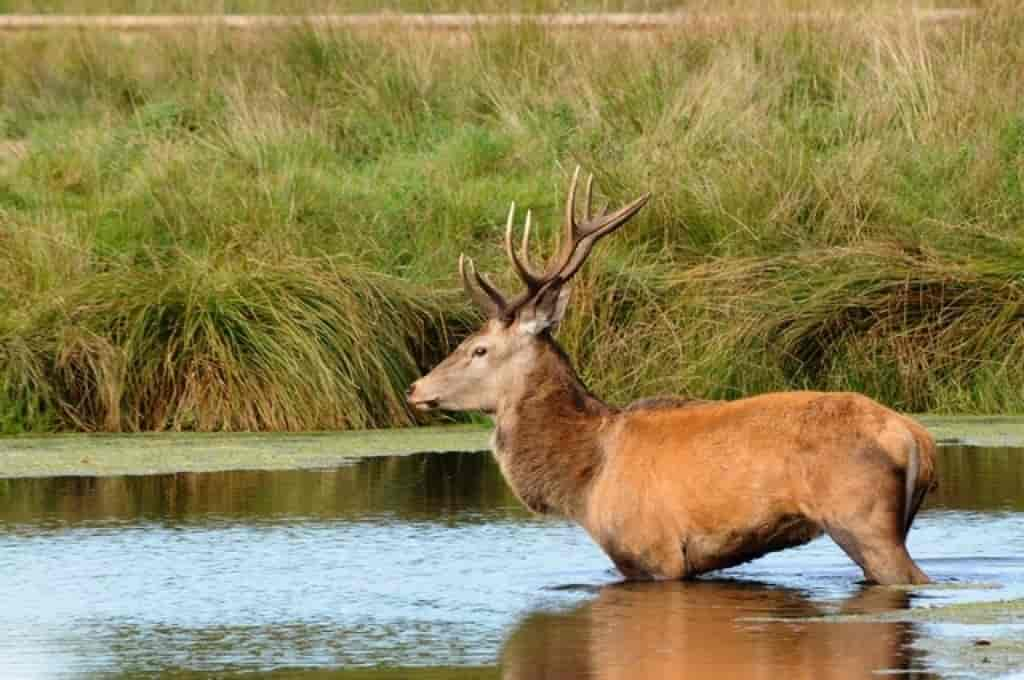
[1,4,1023,432]
[0,254,470,431]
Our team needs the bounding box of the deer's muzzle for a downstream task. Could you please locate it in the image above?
[406,382,440,411]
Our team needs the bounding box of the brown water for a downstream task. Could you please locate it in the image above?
[0,446,1021,679]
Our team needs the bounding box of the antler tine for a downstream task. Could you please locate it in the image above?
[584,173,594,222]
[564,165,580,240]
[521,210,532,267]
[553,191,652,285]
[459,253,508,318]
[505,203,544,290]
[542,165,585,286]
[548,167,646,285]
[562,168,596,238]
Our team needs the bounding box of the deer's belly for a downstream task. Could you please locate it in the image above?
[683,515,825,575]
[593,513,824,580]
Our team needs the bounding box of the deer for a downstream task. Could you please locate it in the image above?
[406,167,938,585]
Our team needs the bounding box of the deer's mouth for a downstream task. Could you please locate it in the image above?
[410,398,440,411]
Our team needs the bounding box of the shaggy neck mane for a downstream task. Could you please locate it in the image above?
[493,334,612,518]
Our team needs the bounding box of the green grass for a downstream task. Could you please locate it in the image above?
[1,5,1023,432]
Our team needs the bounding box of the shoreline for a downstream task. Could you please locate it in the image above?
[0,415,1021,478]
[0,425,491,478]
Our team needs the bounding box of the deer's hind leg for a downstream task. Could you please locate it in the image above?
[825,522,929,585]
[820,456,930,585]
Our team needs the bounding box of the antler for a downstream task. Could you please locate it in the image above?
[459,253,507,319]
[460,166,651,320]
[552,166,651,287]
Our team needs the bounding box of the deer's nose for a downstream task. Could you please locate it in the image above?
[405,383,418,402]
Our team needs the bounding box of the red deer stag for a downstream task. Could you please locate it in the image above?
[407,167,937,585]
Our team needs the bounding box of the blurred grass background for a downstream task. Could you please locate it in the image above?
[1,3,1022,432]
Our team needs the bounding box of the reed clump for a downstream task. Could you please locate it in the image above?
[1,4,1023,431]
[660,243,1024,413]
[1,253,469,432]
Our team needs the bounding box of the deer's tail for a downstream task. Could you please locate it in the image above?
[903,423,937,539]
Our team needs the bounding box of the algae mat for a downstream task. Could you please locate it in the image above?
[919,415,1024,448]
[0,425,491,478]
[1,415,1023,478]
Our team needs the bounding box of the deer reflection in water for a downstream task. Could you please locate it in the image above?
[501,581,937,680]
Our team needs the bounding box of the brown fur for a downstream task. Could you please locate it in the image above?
[624,395,709,411]
[492,335,611,517]
[489,335,937,585]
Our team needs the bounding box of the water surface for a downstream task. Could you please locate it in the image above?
[0,446,1021,679]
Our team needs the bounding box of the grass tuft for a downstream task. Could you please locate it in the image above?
[1,253,471,432]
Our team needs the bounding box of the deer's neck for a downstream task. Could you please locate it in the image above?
[492,336,613,519]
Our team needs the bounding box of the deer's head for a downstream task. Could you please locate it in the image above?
[407,168,650,414]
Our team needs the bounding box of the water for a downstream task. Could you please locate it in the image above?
[0,446,1021,679]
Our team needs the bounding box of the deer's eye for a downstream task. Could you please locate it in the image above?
[472,347,488,358]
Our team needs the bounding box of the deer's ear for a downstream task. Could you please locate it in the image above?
[517,285,571,336]
[547,284,572,329]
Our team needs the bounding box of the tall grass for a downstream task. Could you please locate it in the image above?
[1,253,469,431]
[1,4,1023,432]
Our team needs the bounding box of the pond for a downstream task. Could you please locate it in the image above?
[0,446,1022,679]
